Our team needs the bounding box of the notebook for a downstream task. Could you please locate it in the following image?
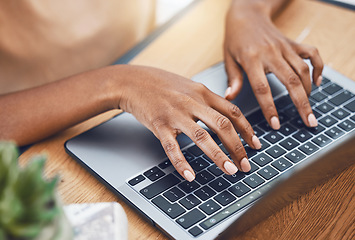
[65,62,355,239]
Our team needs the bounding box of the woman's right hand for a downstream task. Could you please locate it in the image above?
[109,65,261,182]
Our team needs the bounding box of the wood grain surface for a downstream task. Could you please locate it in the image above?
[19,0,355,239]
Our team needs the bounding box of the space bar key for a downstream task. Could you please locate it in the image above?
[140,174,180,199]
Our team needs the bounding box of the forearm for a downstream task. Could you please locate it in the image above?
[0,65,127,146]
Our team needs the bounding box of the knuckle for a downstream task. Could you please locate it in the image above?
[241,124,252,135]
[163,140,178,154]
[210,148,224,160]
[309,46,319,57]
[287,74,301,87]
[229,104,242,118]
[171,157,186,169]
[300,63,310,75]
[254,82,269,95]
[194,82,208,93]
[193,128,209,143]
[152,117,168,132]
[232,143,245,155]
[216,115,232,131]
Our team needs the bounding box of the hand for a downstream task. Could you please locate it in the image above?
[224,0,324,129]
[113,65,262,181]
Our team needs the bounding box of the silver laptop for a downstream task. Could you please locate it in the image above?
[65,62,355,239]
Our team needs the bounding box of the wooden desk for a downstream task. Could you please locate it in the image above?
[20,0,355,239]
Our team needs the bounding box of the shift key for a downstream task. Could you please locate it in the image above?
[140,174,180,199]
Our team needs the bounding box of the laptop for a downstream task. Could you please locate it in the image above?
[65,62,355,239]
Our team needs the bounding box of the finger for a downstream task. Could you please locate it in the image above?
[242,61,280,130]
[193,105,252,172]
[179,120,240,175]
[270,59,318,127]
[158,128,196,182]
[283,48,312,96]
[295,44,324,86]
[224,50,244,100]
[205,92,261,150]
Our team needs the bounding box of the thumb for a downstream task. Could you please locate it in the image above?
[224,53,243,100]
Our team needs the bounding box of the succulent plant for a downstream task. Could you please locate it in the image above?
[0,142,72,240]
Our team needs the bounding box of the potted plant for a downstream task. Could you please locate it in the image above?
[0,142,73,240]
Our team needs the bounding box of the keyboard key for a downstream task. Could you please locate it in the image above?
[307,125,326,135]
[194,186,216,201]
[285,149,306,163]
[144,167,160,178]
[253,126,265,137]
[284,106,299,118]
[183,151,195,162]
[148,170,165,181]
[179,194,201,210]
[158,159,172,169]
[272,157,293,172]
[259,139,271,151]
[209,178,231,192]
[229,182,251,197]
[309,98,316,106]
[219,144,229,155]
[275,95,293,109]
[312,134,332,147]
[245,161,259,175]
[257,166,279,180]
[299,142,319,155]
[190,157,209,172]
[311,91,327,102]
[199,199,221,215]
[279,124,297,136]
[344,99,355,112]
[188,226,203,237]
[178,181,200,194]
[188,145,204,157]
[173,170,184,180]
[140,174,180,199]
[278,112,290,124]
[338,120,355,132]
[128,175,145,186]
[195,170,215,185]
[329,90,354,106]
[280,137,300,150]
[331,108,350,120]
[290,117,305,128]
[312,109,322,119]
[223,171,245,183]
[322,83,342,95]
[246,110,264,125]
[264,131,284,144]
[351,115,355,122]
[207,164,224,176]
[152,196,186,219]
[319,115,338,127]
[321,77,330,85]
[163,187,185,202]
[214,191,236,206]
[258,121,273,132]
[252,153,273,167]
[176,209,206,229]
[202,154,213,163]
[245,146,258,158]
[316,102,334,113]
[243,174,265,188]
[266,145,286,159]
[293,129,312,142]
[325,127,345,139]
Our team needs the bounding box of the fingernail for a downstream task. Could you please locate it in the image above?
[241,157,251,172]
[183,170,195,182]
[224,87,231,98]
[270,116,280,130]
[224,161,238,175]
[316,76,322,86]
[252,135,261,149]
[308,113,318,127]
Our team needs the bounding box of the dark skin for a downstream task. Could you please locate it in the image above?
[0,0,323,182]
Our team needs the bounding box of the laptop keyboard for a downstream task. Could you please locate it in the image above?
[127,76,355,237]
